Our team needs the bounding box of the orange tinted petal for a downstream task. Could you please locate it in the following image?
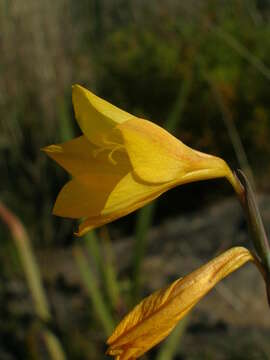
[118,118,231,185]
[107,247,255,359]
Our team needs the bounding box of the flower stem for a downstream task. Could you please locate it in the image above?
[234,170,270,306]
[73,246,115,335]
[236,170,270,271]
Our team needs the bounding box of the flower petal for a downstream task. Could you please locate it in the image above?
[53,179,94,218]
[72,85,133,146]
[76,172,166,236]
[107,247,255,359]
[53,176,136,219]
[118,117,230,185]
[103,172,165,215]
[42,135,131,178]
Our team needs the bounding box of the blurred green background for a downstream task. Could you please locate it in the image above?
[1,0,270,359]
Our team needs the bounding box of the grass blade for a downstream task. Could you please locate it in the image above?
[73,245,115,336]
[100,227,121,312]
[0,201,66,360]
[84,229,121,312]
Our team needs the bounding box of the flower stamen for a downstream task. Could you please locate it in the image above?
[108,145,125,165]
[92,139,125,165]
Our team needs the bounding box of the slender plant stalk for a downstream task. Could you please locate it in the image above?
[84,230,120,311]
[100,227,121,311]
[236,171,270,270]
[180,2,270,81]
[58,98,74,142]
[73,246,115,336]
[232,170,270,306]
[43,331,66,360]
[132,202,155,300]
[84,231,103,274]
[164,75,192,134]
[208,79,256,188]
[215,26,270,82]
[132,75,192,300]
[0,202,66,360]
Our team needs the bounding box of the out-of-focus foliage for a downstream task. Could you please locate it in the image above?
[1,2,270,357]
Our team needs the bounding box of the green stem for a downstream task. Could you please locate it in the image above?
[215,26,270,82]
[58,97,74,142]
[132,202,156,300]
[84,231,103,275]
[208,79,256,189]
[73,246,115,336]
[165,75,192,134]
[85,230,120,312]
[100,227,121,311]
[236,170,270,274]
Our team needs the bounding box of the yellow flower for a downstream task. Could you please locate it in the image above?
[106,247,255,360]
[43,85,242,236]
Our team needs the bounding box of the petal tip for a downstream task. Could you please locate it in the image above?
[72,83,85,95]
[52,203,62,217]
[74,222,95,237]
[40,145,49,153]
[41,144,63,154]
[72,83,94,103]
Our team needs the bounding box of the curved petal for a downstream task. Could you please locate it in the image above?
[103,172,165,214]
[107,247,255,359]
[72,85,133,146]
[118,117,230,185]
[76,172,167,236]
[42,135,131,178]
[118,118,187,184]
[53,169,143,220]
[53,179,94,218]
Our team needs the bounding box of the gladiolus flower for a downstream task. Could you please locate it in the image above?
[43,85,242,236]
[106,247,256,360]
